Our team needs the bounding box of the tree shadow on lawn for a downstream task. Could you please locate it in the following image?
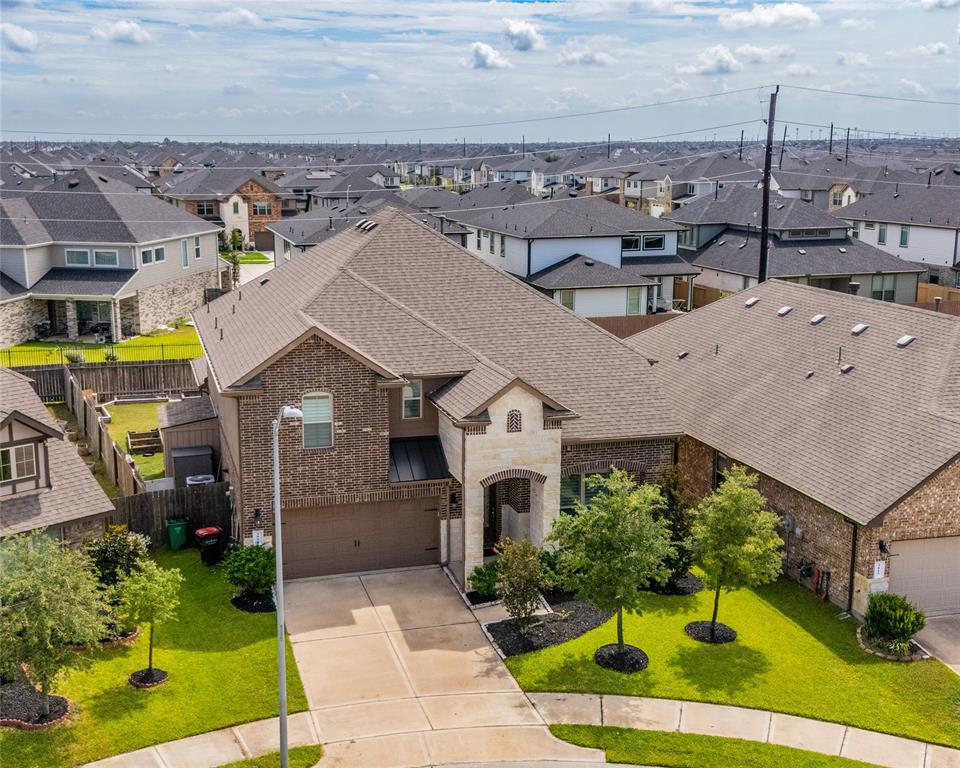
[635,590,701,619]
[667,641,771,698]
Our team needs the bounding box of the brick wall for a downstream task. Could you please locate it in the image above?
[183,199,220,219]
[236,179,283,236]
[561,438,675,480]
[500,477,530,515]
[0,298,48,346]
[119,295,141,336]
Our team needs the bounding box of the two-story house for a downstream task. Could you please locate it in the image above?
[622,154,760,215]
[193,206,681,587]
[0,169,224,346]
[1,367,114,542]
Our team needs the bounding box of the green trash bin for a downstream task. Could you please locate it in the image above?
[167,520,188,552]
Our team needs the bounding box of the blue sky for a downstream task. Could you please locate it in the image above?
[0,0,957,142]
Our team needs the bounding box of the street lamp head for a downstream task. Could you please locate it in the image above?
[281,405,303,421]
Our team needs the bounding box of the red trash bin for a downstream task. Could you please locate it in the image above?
[195,526,224,565]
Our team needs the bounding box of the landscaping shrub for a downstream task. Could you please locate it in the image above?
[655,467,697,586]
[468,560,500,601]
[103,349,119,362]
[538,548,562,592]
[223,545,275,597]
[64,350,85,364]
[496,538,544,634]
[86,525,150,587]
[865,592,925,655]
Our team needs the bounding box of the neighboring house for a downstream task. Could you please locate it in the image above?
[309,165,400,210]
[444,193,697,316]
[158,167,297,251]
[630,280,960,617]
[0,169,224,347]
[770,159,921,212]
[838,185,960,288]
[0,367,114,542]
[667,186,922,303]
[193,206,681,587]
[622,154,760,214]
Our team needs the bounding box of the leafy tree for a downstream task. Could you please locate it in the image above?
[0,533,107,717]
[118,560,183,677]
[223,545,275,597]
[550,469,675,654]
[690,465,783,641]
[230,227,244,252]
[86,524,150,587]
[222,250,242,288]
[656,467,698,586]
[496,538,543,634]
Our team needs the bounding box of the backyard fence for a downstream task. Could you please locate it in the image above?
[587,313,679,338]
[16,360,198,403]
[0,341,202,368]
[107,482,232,546]
[916,282,960,304]
[673,278,725,309]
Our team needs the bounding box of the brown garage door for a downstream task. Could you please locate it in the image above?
[282,497,441,579]
[253,230,274,252]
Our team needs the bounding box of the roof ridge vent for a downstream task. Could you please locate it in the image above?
[797,248,806,254]
[896,334,916,348]
[840,363,854,374]
[584,258,595,266]
[677,351,689,360]
[851,323,869,336]
[777,305,793,317]
[810,313,826,325]
[355,218,369,229]
[744,296,760,308]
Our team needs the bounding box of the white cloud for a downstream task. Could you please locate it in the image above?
[366,73,380,81]
[163,63,177,73]
[920,0,958,8]
[677,45,740,75]
[734,44,792,63]
[917,41,949,54]
[0,21,38,52]
[836,51,870,66]
[223,82,252,95]
[719,3,820,29]
[785,63,817,76]
[465,42,510,69]
[216,7,265,27]
[91,19,151,44]
[628,0,676,11]
[503,19,544,51]
[561,49,616,66]
[899,78,928,96]
[839,17,874,30]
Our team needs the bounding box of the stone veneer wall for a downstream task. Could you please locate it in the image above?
[0,298,48,346]
[135,269,219,333]
[119,296,141,336]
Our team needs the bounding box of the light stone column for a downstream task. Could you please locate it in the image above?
[65,299,79,340]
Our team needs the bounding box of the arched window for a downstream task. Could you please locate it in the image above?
[303,392,333,448]
[506,409,522,433]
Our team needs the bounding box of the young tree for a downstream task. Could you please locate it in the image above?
[118,560,184,684]
[689,465,783,642]
[656,467,698,589]
[230,227,244,252]
[0,533,106,718]
[222,250,242,288]
[496,538,543,635]
[550,469,675,657]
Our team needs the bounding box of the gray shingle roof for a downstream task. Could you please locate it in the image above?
[528,254,658,289]
[159,396,216,429]
[665,186,845,230]
[628,280,960,524]
[24,267,137,298]
[836,185,960,229]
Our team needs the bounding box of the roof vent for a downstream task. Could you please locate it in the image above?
[810,313,826,325]
[68,178,79,188]
[677,351,689,360]
[896,335,916,348]
[777,305,793,317]
[259,278,270,286]
[840,363,855,374]
[797,248,806,255]
[355,218,369,229]
[851,323,869,336]
[584,259,595,266]
[838,247,847,253]
[717,240,726,246]
[744,297,760,308]
[804,370,815,379]
[362,220,378,231]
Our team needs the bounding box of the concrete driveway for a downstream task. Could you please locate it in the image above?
[917,616,960,674]
[284,567,602,767]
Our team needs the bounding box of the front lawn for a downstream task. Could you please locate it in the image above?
[0,548,308,768]
[1,325,202,366]
[551,726,881,768]
[222,745,323,768]
[223,251,273,265]
[104,402,165,480]
[506,578,960,748]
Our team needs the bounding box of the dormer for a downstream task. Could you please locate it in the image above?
[0,409,62,497]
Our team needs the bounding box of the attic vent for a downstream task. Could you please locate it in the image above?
[744,297,760,308]
[677,351,689,360]
[838,247,847,253]
[776,203,784,210]
[777,305,793,317]
[896,335,916,348]
[797,248,807,255]
[68,178,79,188]
[810,313,826,325]
[851,323,869,336]
[259,278,270,286]
[717,240,726,246]
[840,363,855,374]
[584,259,595,266]
[98,175,109,183]
[355,218,369,229]
[804,370,815,379]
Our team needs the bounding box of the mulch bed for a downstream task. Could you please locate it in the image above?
[648,572,704,596]
[487,597,610,657]
[465,590,499,607]
[129,668,169,689]
[595,643,649,673]
[0,682,70,729]
[542,588,578,609]
[231,591,276,613]
[685,620,737,644]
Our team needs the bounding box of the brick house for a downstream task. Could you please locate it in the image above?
[193,206,681,587]
[631,280,960,617]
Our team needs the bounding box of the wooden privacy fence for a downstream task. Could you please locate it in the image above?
[13,364,71,402]
[15,360,197,403]
[673,278,724,309]
[107,482,232,546]
[587,313,679,338]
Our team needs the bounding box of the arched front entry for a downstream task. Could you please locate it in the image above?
[476,468,549,556]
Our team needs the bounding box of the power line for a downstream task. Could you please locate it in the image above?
[780,84,960,107]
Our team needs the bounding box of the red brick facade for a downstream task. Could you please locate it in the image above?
[236,179,283,236]
[561,438,676,480]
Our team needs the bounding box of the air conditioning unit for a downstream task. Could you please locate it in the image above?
[781,514,796,534]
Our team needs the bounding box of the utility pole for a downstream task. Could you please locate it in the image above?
[828,122,834,154]
[607,133,611,160]
[778,124,787,169]
[758,85,779,284]
[844,127,850,164]
[463,137,466,158]
[521,134,525,156]
[738,129,744,161]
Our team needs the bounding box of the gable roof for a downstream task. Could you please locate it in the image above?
[628,280,960,524]
[665,185,846,230]
[159,167,294,199]
[196,207,681,442]
[836,185,960,229]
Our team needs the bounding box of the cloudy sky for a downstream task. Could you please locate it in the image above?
[0,0,957,143]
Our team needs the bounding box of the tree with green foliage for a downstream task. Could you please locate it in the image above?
[496,538,544,634]
[550,469,675,655]
[223,545,275,597]
[690,465,783,642]
[118,560,183,679]
[223,250,242,288]
[0,533,107,717]
[86,524,150,586]
[656,467,698,587]
[230,227,244,252]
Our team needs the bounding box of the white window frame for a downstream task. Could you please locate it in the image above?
[878,223,887,245]
[232,200,240,215]
[558,289,575,310]
[65,248,90,266]
[401,379,422,420]
[642,234,665,251]
[141,248,153,265]
[0,444,37,482]
[194,236,202,259]
[181,239,189,268]
[900,225,909,247]
[622,236,641,251]
[93,249,118,267]
[196,200,215,216]
[475,229,481,249]
[252,201,272,216]
[864,222,875,230]
[499,233,506,258]
[302,392,333,449]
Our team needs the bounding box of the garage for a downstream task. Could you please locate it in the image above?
[282,497,441,580]
[253,230,274,252]
[889,536,960,616]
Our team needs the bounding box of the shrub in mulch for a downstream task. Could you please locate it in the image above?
[594,643,649,673]
[0,682,70,729]
[128,668,169,689]
[465,590,499,607]
[487,598,610,657]
[685,620,737,644]
[647,572,704,596]
[231,591,276,613]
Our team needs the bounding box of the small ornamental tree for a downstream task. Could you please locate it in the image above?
[223,250,242,288]
[550,469,675,660]
[0,533,106,718]
[230,227,244,252]
[86,524,150,587]
[656,467,698,588]
[689,465,783,642]
[118,560,183,686]
[496,538,544,634]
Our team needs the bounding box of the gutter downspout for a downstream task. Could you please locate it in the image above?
[527,239,533,277]
[846,520,859,614]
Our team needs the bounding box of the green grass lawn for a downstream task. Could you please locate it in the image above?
[551,726,881,768]
[46,404,121,500]
[222,745,323,768]
[507,578,960,748]
[1,325,202,366]
[223,251,273,265]
[104,402,165,480]
[0,548,308,768]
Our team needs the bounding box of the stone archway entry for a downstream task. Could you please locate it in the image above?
[479,468,548,488]
[479,469,548,548]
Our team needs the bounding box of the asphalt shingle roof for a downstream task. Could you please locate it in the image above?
[836,185,960,229]
[665,186,845,230]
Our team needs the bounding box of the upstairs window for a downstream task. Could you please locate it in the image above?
[558,289,575,310]
[0,444,36,482]
[642,234,665,251]
[253,202,272,216]
[488,232,495,255]
[878,223,887,245]
[864,222,875,230]
[499,233,506,258]
[506,409,522,433]
[233,200,240,215]
[94,250,118,267]
[900,225,910,247]
[154,246,165,263]
[622,236,640,251]
[141,248,153,265]
[66,249,89,266]
[714,451,730,489]
[194,236,202,258]
[626,286,642,316]
[475,229,482,249]
[196,200,215,216]
[832,192,843,207]
[303,392,333,448]
[852,221,859,239]
[181,239,189,267]
[402,380,422,419]
[800,189,813,201]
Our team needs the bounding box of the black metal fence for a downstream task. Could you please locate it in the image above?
[0,342,202,368]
